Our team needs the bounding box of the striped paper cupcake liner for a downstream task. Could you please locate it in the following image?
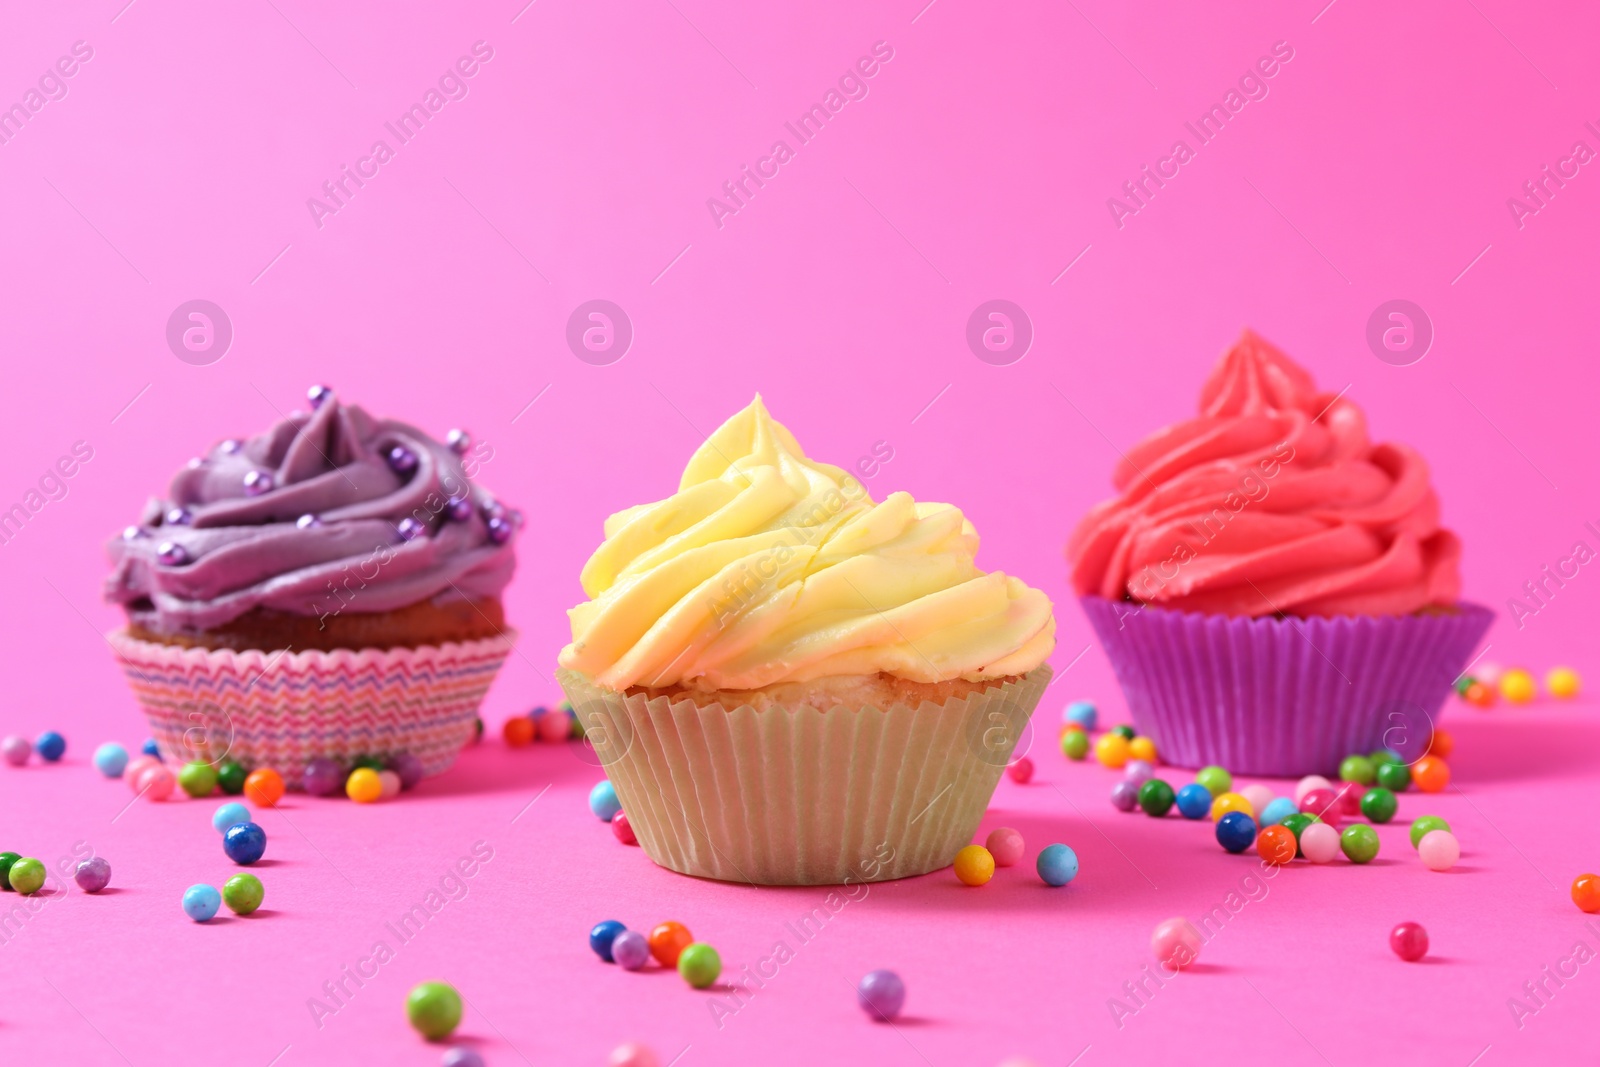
[1081,597,1493,776]
[558,665,1052,886]
[108,629,516,781]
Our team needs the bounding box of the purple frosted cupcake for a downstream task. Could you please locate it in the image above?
[1066,331,1489,774]
[103,388,518,779]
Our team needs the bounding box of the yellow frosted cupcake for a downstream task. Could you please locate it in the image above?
[558,397,1054,885]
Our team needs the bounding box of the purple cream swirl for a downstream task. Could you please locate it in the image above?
[105,390,517,634]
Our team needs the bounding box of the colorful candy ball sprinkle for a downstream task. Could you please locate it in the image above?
[304,758,345,797]
[1110,780,1140,813]
[212,802,250,833]
[1259,797,1298,827]
[1137,779,1175,817]
[1256,825,1296,865]
[0,852,19,890]
[1060,730,1089,760]
[223,873,265,915]
[1239,784,1274,817]
[1338,755,1375,785]
[1547,667,1581,699]
[1294,775,1332,806]
[590,920,627,962]
[178,761,219,799]
[538,711,572,743]
[244,768,285,807]
[69,856,110,893]
[953,844,996,886]
[1151,917,1202,971]
[223,822,267,866]
[1499,667,1536,703]
[1064,701,1097,731]
[1123,759,1155,785]
[138,764,176,801]
[649,922,693,967]
[123,755,159,787]
[1339,824,1380,864]
[1111,725,1136,741]
[1215,811,1256,854]
[346,767,383,803]
[1280,813,1319,856]
[1572,874,1600,914]
[1375,761,1411,792]
[216,759,247,794]
[1174,784,1212,820]
[1299,786,1342,826]
[612,811,638,846]
[1411,756,1450,793]
[391,753,426,791]
[611,929,651,970]
[1036,843,1079,886]
[442,1049,486,1067]
[8,857,46,895]
[607,1044,659,1067]
[35,731,65,762]
[93,743,128,778]
[1127,735,1158,763]
[1410,815,1451,850]
[678,942,722,988]
[589,780,622,822]
[503,716,535,747]
[406,981,463,1040]
[1418,830,1460,872]
[1094,733,1130,769]
[986,827,1025,867]
[857,969,906,1021]
[140,738,160,758]
[1194,765,1231,796]
[1361,787,1398,824]
[1299,821,1341,863]
[1390,921,1428,961]
[377,769,403,800]
[183,883,221,922]
[2,735,30,766]
[1006,756,1034,784]
[1209,792,1253,822]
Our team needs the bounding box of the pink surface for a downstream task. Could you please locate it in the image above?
[1,0,1598,1063]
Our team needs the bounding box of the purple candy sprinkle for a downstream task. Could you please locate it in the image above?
[445,429,471,454]
[243,470,274,496]
[302,758,345,797]
[295,514,322,530]
[486,516,512,544]
[121,526,146,541]
[389,752,425,791]
[156,541,190,566]
[307,384,333,408]
[445,496,474,522]
[165,507,192,526]
[857,969,906,1021]
[396,517,426,541]
[385,445,418,475]
[75,857,112,893]
[1110,779,1141,812]
[218,438,242,454]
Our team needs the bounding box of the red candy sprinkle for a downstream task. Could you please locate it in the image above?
[1390,922,1429,962]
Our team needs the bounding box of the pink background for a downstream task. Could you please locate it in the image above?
[2,0,1598,1063]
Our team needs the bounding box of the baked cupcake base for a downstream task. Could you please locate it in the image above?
[559,665,1052,886]
[109,628,515,780]
[1082,596,1492,776]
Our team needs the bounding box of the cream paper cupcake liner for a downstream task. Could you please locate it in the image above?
[558,665,1052,886]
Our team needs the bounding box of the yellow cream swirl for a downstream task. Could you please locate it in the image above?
[560,396,1055,691]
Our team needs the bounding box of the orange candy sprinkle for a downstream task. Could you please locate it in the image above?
[243,768,285,807]
[1256,825,1297,865]
[1426,729,1454,760]
[1411,755,1450,793]
[1464,682,1495,708]
[649,921,694,967]
[1573,874,1600,914]
[503,716,535,747]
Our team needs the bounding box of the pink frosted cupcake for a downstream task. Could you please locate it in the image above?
[1068,331,1489,775]
[558,397,1055,885]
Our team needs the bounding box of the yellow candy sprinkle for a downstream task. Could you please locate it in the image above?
[953,844,995,886]
[1547,667,1581,699]
[1128,736,1158,763]
[1500,668,1537,703]
[1094,733,1131,769]
[1210,792,1254,822]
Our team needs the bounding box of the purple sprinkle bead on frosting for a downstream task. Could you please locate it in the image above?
[218,439,242,454]
[295,514,321,530]
[446,429,471,454]
[386,445,418,475]
[396,517,426,541]
[165,507,192,526]
[243,470,274,496]
[486,516,512,544]
[156,541,189,566]
[307,384,333,408]
[445,496,474,522]
[122,526,145,541]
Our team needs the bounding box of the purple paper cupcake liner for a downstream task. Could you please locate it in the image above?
[1080,596,1493,777]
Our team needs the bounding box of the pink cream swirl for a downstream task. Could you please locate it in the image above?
[1067,330,1462,618]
